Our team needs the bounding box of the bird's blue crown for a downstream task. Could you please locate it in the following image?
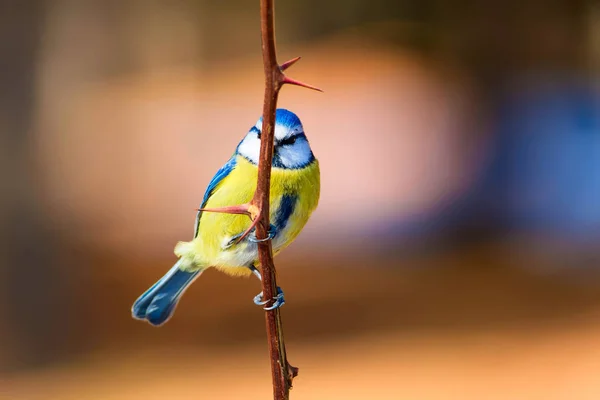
[257,108,303,132]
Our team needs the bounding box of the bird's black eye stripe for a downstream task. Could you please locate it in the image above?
[250,126,261,139]
[280,136,297,146]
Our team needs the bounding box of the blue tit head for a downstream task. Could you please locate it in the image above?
[236,109,315,169]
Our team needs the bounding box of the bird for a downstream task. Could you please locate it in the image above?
[132,109,320,326]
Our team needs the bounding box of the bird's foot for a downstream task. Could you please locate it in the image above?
[253,286,285,310]
[248,224,277,243]
[223,224,276,249]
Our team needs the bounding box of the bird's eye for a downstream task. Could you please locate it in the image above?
[280,136,297,146]
[257,131,261,139]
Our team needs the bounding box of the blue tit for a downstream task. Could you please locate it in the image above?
[132,109,320,326]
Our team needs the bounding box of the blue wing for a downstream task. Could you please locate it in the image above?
[193,155,238,238]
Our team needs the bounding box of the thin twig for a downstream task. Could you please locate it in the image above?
[199,1,320,398]
[255,1,288,398]
[256,1,320,398]
[257,0,289,398]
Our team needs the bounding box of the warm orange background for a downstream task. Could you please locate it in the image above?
[2,1,600,399]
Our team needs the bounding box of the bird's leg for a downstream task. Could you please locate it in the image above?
[249,265,262,281]
[248,265,286,310]
[248,265,269,306]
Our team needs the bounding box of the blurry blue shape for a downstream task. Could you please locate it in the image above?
[482,77,600,242]
[351,77,600,253]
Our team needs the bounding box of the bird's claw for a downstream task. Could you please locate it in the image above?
[253,291,269,305]
[223,224,277,250]
[248,224,277,243]
[224,225,277,249]
[253,286,285,310]
[264,290,285,310]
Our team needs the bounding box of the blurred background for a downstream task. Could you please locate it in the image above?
[2,0,600,399]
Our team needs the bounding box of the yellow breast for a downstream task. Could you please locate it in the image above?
[176,155,320,275]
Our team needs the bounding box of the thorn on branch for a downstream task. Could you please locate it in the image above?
[197,203,262,244]
[277,56,323,92]
[197,203,253,216]
[279,56,301,71]
[287,362,299,381]
[280,76,323,92]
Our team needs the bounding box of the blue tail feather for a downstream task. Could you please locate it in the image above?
[132,260,201,326]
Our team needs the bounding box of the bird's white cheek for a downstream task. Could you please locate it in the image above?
[237,135,260,164]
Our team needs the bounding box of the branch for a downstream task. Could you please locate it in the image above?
[256,1,319,398]
[199,1,320,398]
